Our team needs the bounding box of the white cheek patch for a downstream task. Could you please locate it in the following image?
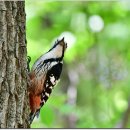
[50,75,56,85]
[50,62,57,68]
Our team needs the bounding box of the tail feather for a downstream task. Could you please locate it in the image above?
[28,109,40,125]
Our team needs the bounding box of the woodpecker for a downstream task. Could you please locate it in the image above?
[28,37,67,124]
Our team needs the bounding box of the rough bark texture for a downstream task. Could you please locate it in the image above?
[0,1,29,128]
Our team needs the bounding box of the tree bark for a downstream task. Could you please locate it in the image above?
[0,1,29,128]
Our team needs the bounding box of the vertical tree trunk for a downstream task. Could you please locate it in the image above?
[0,1,29,128]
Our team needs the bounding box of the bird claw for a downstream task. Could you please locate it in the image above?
[27,56,31,72]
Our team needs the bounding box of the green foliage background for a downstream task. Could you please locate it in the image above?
[26,0,130,128]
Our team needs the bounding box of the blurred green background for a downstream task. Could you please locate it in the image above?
[26,0,130,128]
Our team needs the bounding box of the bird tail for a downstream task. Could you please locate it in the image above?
[28,109,40,125]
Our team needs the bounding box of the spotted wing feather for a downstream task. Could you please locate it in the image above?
[40,62,63,107]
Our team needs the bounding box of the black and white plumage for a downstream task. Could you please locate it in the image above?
[28,37,67,124]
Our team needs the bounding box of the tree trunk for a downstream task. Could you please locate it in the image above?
[0,1,29,128]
